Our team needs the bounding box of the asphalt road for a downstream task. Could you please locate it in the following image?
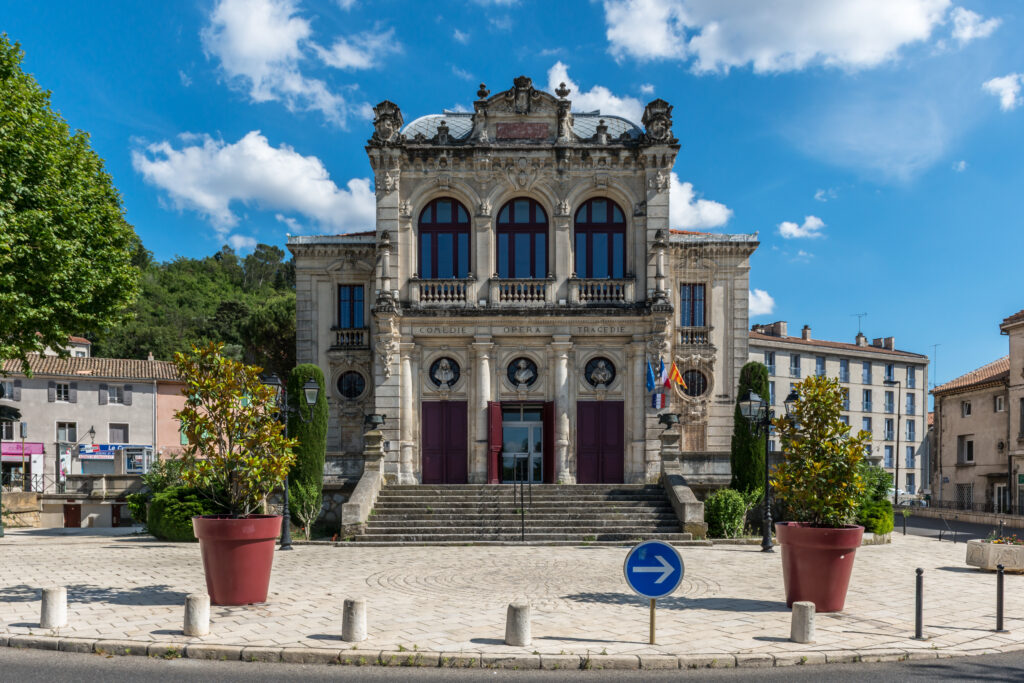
[900,512,1020,542]
[2,647,1023,682]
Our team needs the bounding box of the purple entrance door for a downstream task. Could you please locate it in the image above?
[576,401,625,484]
[421,401,468,484]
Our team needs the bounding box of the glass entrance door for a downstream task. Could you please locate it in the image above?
[501,405,543,483]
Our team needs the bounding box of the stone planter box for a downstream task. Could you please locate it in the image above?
[861,532,891,546]
[966,540,1024,572]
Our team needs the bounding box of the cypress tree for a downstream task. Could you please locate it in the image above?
[730,361,770,492]
[287,364,328,529]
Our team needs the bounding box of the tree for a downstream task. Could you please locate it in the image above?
[287,364,327,534]
[730,361,770,492]
[0,35,139,369]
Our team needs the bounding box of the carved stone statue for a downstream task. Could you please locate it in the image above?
[435,359,455,387]
[370,100,404,146]
[641,98,674,143]
[589,360,612,387]
[511,359,537,388]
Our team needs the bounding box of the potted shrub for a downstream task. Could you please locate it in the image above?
[771,375,870,612]
[174,343,297,605]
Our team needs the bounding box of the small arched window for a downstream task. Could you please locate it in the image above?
[574,198,626,279]
[496,198,548,279]
[418,198,470,279]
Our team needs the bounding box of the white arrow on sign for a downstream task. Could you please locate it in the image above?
[630,554,674,584]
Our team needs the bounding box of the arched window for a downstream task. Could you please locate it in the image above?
[496,198,547,279]
[574,198,626,279]
[418,198,470,279]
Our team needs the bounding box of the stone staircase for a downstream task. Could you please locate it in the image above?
[349,484,692,545]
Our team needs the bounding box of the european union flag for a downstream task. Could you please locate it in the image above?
[645,359,656,392]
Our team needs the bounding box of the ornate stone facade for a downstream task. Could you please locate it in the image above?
[288,76,757,487]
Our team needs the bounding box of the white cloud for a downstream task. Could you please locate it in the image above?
[178,70,192,87]
[779,215,826,239]
[950,7,1000,45]
[132,130,375,236]
[603,0,950,73]
[452,66,474,81]
[952,159,967,172]
[335,0,357,9]
[453,29,470,44]
[313,28,402,70]
[749,289,775,317]
[813,188,837,202]
[669,173,733,229]
[795,249,814,260]
[983,73,1023,111]
[546,62,643,123]
[228,234,258,252]
[639,83,655,95]
[201,0,353,126]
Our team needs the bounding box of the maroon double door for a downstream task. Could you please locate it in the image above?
[421,401,468,484]
[576,401,625,484]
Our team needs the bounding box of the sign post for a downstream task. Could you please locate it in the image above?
[623,540,684,645]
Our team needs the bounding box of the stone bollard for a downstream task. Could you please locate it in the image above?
[790,601,815,644]
[183,593,210,637]
[342,598,367,642]
[505,602,531,647]
[40,586,67,629]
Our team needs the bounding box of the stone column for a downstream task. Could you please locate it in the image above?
[551,335,574,484]
[629,338,648,482]
[471,335,493,483]
[399,341,416,484]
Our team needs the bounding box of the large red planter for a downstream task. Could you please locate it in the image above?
[192,515,281,606]
[776,522,864,613]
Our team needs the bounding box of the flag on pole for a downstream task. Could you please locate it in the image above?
[659,358,668,387]
[645,359,656,392]
[668,362,686,389]
[652,392,667,409]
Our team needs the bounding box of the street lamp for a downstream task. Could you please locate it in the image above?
[262,374,320,551]
[884,379,902,509]
[740,388,799,552]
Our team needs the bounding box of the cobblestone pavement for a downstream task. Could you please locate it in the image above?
[1,530,1022,659]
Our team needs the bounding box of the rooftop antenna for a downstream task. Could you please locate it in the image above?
[930,343,940,388]
[851,312,867,334]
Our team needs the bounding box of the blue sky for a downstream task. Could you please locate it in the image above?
[4,0,1022,389]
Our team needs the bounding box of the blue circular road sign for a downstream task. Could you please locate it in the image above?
[623,540,684,599]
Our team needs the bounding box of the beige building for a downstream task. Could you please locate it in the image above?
[289,75,757,491]
[748,322,930,498]
[932,309,1024,513]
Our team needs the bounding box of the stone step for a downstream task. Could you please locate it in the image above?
[339,540,712,547]
[352,532,693,543]
[362,525,684,535]
[373,499,673,507]
[383,484,661,491]
[367,513,678,522]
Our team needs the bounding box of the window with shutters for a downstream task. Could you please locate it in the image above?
[109,423,129,443]
[57,422,77,442]
[0,380,13,400]
[56,382,70,402]
[0,420,12,440]
[108,385,124,404]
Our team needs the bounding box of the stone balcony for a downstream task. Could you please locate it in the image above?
[568,278,635,305]
[489,278,554,307]
[678,326,712,346]
[330,327,369,349]
[410,278,476,307]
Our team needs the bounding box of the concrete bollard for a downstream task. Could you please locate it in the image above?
[183,593,210,637]
[505,602,531,647]
[40,586,67,629]
[342,598,367,642]
[790,601,815,644]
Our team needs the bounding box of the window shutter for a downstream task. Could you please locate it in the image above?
[487,401,502,484]
[124,385,133,406]
[47,381,56,402]
[13,379,21,401]
[99,383,108,405]
[69,382,78,404]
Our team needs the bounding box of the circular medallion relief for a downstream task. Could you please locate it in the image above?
[337,371,366,400]
[681,370,708,398]
[429,357,461,388]
[584,357,616,388]
[507,357,539,388]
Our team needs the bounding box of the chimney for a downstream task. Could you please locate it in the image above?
[772,321,788,337]
[801,325,811,341]
[883,336,895,350]
[147,351,154,361]
[856,333,868,347]
[751,321,787,337]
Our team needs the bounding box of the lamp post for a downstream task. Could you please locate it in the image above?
[262,374,320,551]
[740,389,798,552]
[885,379,902,509]
[19,421,27,491]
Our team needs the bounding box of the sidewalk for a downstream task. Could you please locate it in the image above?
[1,531,1021,669]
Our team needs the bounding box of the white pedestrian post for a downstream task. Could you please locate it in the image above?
[342,598,367,642]
[790,601,815,644]
[505,602,531,647]
[40,586,67,629]
[183,593,210,637]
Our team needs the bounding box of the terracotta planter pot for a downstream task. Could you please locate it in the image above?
[776,522,864,613]
[192,515,281,606]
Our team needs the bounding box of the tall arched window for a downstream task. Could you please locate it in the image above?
[418,198,470,279]
[574,198,626,278]
[496,198,547,279]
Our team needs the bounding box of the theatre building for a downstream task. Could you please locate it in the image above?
[289,76,757,492]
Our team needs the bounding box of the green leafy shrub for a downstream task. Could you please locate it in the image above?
[125,492,148,525]
[858,462,891,507]
[147,487,221,542]
[125,459,185,527]
[859,500,895,535]
[704,489,748,538]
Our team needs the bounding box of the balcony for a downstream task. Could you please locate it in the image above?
[411,278,474,307]
[331,327,369,349]
[766,364,776,376]
[862,401,873,412]
[568,278,635,304]
[839,371,850,383]
[790,367,801,378]
[490,278,552,306]
[679,326,711,345]
[884,430,894,440]
[907,404,916,415]
[884,402,894,414]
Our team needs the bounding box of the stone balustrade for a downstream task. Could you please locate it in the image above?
[490,278,552,306]
[679,326,711,345]
[411,278,472,306]
[331,328,369,349]
[569,278,635,304]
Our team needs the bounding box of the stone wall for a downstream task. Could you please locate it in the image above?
[1,491,40,527]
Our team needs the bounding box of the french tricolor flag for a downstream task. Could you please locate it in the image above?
[652,392,667,409]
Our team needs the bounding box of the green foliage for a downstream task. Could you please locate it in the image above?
[770,375,870,528]
[89,244,295,379]
[140,458,184,494]
[859,500,895,535]
[173,342,297,517]
[857,462,892,507]
[287,364,328,529]
[0,34,140,369]
[704,489,748,538]
[125,492,148,525]
[147,487,221,542]
[730,362,770,492]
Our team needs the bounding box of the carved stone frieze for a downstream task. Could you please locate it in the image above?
[648,171,669,192]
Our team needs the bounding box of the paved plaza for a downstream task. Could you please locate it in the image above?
[1,530,1023,667]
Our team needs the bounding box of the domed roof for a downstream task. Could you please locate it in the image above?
[401,111,642,142]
